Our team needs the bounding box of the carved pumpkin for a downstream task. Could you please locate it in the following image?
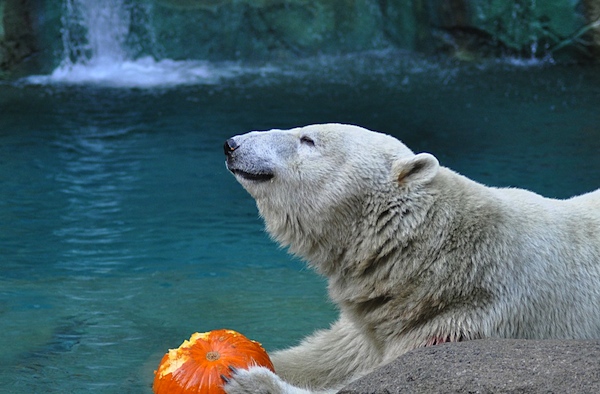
[153,329,274,394]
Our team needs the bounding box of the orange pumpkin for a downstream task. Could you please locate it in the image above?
[153,329,274,394]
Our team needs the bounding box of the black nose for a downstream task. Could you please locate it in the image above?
[224,138,239,155]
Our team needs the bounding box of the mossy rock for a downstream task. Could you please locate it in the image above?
[150,0,394,60]
[0,0,37,71]
[471,0,582,55]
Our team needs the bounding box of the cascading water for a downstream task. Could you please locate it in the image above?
[60,0,131,65]
[25,0,254,87]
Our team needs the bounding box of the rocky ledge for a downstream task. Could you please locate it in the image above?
[339,339,600,393]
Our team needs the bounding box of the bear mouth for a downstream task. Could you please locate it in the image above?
[230,168,274,182]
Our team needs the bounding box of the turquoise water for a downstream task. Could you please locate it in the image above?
[1,52,600,393]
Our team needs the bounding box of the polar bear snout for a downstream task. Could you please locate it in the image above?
[224,136,275,183]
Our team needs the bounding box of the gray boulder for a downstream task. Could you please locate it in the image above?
[339,339,600,394]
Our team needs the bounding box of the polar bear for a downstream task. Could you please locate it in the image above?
[223,123,600,394]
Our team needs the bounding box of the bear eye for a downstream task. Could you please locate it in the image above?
[300,136,315,147]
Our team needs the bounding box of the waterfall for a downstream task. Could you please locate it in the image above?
[61,0,131,65]
[25,0,248,88]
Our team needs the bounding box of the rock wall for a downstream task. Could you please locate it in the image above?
[148,0,421,60]
[147,0,600,61]
[428,0,587,60]
[1,0,600,75]
[0,0,35,74]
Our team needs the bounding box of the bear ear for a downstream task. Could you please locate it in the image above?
[392,153,439,186]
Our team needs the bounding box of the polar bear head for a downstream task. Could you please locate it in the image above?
[224,124,439,272]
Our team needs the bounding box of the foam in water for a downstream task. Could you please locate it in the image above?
[23,0,252,88]
[26,57,237,88]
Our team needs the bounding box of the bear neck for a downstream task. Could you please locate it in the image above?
[255,173,446,280]
[256,194,361,275]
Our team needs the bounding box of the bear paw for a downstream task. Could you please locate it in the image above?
[223,366,310,394]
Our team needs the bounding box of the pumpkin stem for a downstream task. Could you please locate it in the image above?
[206,351,220,361]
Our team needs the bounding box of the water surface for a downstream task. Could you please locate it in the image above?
[1,53,599,392]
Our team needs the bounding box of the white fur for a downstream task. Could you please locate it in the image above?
[224,124,600,394]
